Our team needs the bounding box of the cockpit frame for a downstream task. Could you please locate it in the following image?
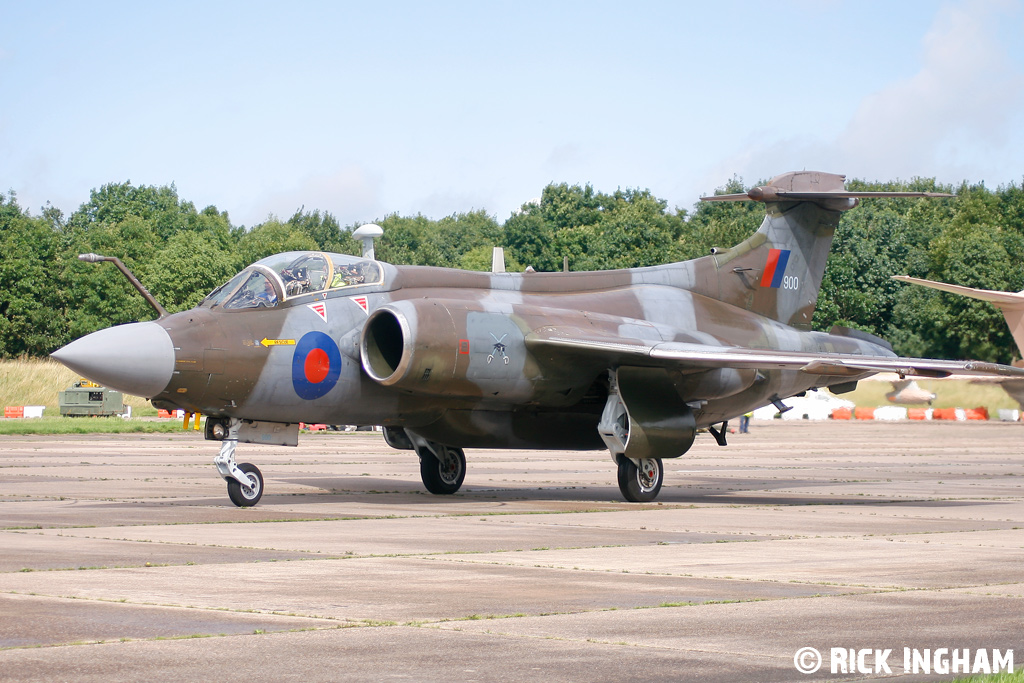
[203,251,384,310]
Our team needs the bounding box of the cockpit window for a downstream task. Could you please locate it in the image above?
[203,270,250,308]
[203,251,385,309]
[223,271,279,309]
[329,260,381,289]
[257,252,331,297]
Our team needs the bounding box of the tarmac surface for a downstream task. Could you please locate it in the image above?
[0,420,1022,682]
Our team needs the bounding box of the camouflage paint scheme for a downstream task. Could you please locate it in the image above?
[53,171,1024,505]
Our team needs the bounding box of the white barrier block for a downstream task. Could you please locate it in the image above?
[873,406,907,421]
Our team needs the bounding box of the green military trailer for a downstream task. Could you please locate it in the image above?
[59,380,126,417]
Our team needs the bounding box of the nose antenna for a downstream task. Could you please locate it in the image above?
[352,224,384,260]
[78,253,169,318]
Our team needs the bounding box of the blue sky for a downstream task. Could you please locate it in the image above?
[3,0,1023,228]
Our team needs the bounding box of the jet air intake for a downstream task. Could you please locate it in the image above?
[361,299,546,400]
[361,306,410,383]
[360,300,468,394]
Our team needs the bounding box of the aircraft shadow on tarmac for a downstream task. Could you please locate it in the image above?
[210,475,1006,509]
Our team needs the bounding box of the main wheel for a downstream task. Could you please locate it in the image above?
[616,455,663,502]
[227,462,264,507]
[419,446,466,495]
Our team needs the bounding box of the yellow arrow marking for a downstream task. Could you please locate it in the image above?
[260,338,296,347]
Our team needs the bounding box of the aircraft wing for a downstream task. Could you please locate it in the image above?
[892,275,1024,308]
[525,328,1024,379]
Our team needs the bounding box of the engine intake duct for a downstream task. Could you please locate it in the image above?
[362,306,413,384]
[359,299,473,396]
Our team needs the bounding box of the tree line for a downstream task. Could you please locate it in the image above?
[2,176,1023,364]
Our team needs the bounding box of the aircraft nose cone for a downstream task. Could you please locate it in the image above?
[51,322,175,398]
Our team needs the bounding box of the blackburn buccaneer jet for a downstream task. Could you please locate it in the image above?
[52,171,1024,506]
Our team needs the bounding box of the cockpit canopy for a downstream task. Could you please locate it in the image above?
[203,251,383,310]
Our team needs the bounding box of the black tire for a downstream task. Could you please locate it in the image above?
[227,463,264,507]
[419,446,466,495]
[616,455,663,502]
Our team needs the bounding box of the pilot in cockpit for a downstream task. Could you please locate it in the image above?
[256,278,278,305]
[331,264,362,287]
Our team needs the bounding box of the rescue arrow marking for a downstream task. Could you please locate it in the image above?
[260,338,296,347]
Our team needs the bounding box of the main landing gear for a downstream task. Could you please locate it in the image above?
[616,455,663,502]
[212,418,264,507]
[419,444,466,495]
[384,427,467,495]
[600,381,664,502]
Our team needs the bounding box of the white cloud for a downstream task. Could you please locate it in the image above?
[704,0,1024,190]
[838,0,1024,178]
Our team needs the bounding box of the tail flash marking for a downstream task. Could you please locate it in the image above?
[760,249,791,288]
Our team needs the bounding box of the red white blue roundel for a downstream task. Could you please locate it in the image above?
[291,331,341,400]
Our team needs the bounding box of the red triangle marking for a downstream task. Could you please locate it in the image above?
[308,302,328,323]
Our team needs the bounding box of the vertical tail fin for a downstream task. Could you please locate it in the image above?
[696,171,949,328]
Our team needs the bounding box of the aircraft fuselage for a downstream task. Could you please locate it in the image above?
[149,261,883,450]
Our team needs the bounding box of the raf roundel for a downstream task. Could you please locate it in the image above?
[291,331,342,400]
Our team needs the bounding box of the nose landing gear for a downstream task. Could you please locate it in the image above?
[211,417,265,507]
[226,462,264,507]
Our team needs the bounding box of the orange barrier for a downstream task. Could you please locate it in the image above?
[157,409,173,418]
[964,407,989,421]
[4,406,24,418]
[829,406,989,421]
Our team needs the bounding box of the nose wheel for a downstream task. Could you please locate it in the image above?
[226,463,264,507]
[212,418,268,507]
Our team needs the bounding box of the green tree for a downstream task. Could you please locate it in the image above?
[502,205,553,271]
[288,209,361,255]
[590,189,686,270]
[682,176,763,260]
[373,211,499,267]
[458,245,523,272]
[504,184,687,272]
[0,193,66,355]
[145,231,238,313]
[898,217,1015,363]
[234,219,318,269]
[374,214,444,265]
[67,182,196,242]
